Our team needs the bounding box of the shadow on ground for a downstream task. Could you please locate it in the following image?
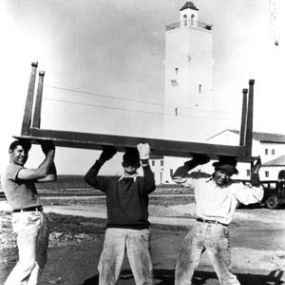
[81,269,284,285]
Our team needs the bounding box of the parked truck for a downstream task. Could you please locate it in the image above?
[260,180,285,209]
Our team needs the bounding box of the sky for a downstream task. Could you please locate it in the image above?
[0,0,284,175]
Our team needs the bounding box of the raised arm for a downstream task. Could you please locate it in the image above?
[236,157,264,205]
[172,154,210,185]
[137,143,156,194]
[18,141,57,182]
[84,146,117,190]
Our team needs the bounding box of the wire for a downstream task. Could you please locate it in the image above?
[44,97,165,116]
[43,97,239,122]
[44,84,239,115]
[45,84,164,106]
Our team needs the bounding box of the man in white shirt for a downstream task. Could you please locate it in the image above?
[172,155,263,285]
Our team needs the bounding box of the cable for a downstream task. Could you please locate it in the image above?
[43,97,239,122]
[44,84,164,107]
[44,84,239,115]
[44,97,165,116]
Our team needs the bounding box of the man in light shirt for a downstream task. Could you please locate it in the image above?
[1,139,56,285]
[172,155,263,285]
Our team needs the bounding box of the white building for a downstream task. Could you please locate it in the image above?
[150,2,285,185]
[164,1,213,141]
[263,155,285,180]
[153,2,214,185]
[207,129,285,181]
[151,129,285,184]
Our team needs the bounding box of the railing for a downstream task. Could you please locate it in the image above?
[166,20,212,31]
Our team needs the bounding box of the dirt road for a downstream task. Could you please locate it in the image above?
[1,198,285,285]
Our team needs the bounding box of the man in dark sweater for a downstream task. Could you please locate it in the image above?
[84,143,156,285]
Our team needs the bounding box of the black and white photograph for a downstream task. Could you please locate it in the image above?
[0,0,285,284]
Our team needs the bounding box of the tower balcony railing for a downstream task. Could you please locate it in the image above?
[166,20,212,31]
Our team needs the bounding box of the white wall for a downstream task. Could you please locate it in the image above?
[164,18,213,142]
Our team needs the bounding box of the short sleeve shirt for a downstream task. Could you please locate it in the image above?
[1,163,41,210]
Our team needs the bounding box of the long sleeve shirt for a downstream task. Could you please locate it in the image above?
[173,169,264,225]
[84,160,156,229]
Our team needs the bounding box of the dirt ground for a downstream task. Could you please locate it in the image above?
[1,195,285,285]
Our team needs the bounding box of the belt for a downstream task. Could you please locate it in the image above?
[13,206,43,213]
[196,217,228,227]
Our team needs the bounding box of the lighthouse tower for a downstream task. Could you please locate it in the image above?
[164,1,213,142]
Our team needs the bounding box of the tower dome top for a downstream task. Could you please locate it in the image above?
[180,2,199,12]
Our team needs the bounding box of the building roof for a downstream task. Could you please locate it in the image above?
[208,129,285,144]
[263,155,285,166]
[180,2,199,12]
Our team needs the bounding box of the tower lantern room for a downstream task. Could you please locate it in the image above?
[179,1,199,27]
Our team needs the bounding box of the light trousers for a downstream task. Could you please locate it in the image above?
[175,222,240,285]
[98,227,153,285]
[5,211,49,285]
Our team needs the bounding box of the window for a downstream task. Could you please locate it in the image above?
[171,79,178,87]
[265,149,268,155]
[246,169,250,177]
[160,160,164,167]
[170,169,173,177]
[272,149,275,155]
[199,84,202,93]
[151,161,155,167]
[265,171,269,178]
[183,14,187,26]
[191,14,195,26]
[175,108,178,116]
